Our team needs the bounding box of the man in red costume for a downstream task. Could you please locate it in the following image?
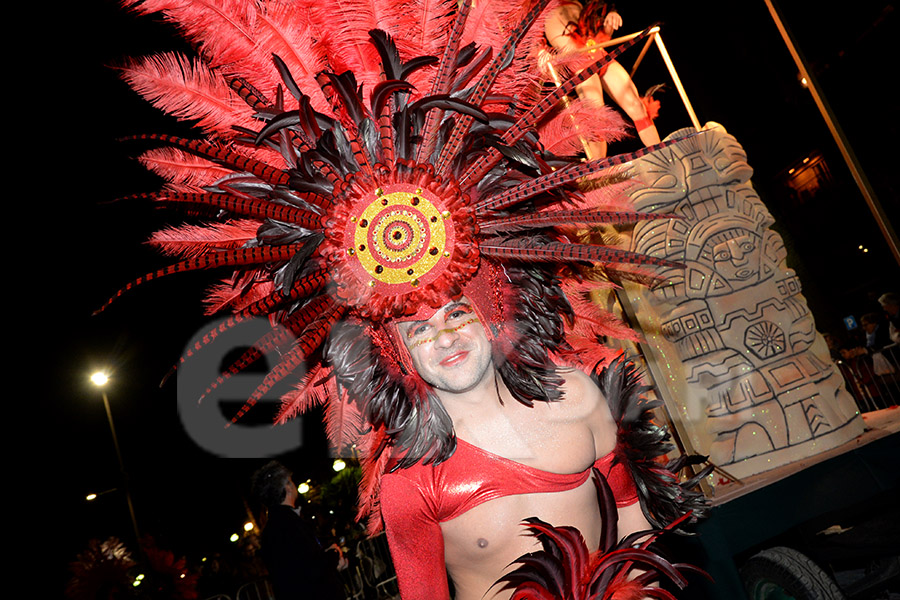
[105,2,707,598]
[378,296,652,599]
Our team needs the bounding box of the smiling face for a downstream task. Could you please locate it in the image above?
[397,297,494,395]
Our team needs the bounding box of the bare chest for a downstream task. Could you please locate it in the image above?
[440,481,603,600]
[454,403,603,474]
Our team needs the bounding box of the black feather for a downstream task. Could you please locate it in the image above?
[399,55,439,81]
[326,71,368,124]
[592,357,712,533]
[371,80,415,117]
[271,54,305,101]
[368,29,403,80]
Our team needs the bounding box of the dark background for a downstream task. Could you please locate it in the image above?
[42,0,897,595]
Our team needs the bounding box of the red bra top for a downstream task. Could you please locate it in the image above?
[379,439,638,600]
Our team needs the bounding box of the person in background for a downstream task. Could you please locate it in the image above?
[250,461,346,600]
[878,293,900,345]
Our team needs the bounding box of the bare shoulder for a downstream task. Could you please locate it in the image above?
[558,369,615,423]
[553,368,617,456]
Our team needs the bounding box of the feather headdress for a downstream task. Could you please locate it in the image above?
[102,0,692,528]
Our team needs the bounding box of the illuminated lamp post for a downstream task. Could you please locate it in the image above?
[91,371,141,543]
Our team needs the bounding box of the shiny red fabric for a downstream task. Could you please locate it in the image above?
[380,439,638,599]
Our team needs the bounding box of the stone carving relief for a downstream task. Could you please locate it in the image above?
[626,124,864,481]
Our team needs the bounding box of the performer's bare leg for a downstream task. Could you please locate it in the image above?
[575,73,607,159]
[600,60,660,147]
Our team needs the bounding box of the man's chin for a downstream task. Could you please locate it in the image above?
[432,365,494,395]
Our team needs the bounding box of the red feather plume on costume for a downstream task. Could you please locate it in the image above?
[137,148,229,188]
[357,425,392,535]
[120,52,258,137]
[148,220,259,259]
[277,364,330,424]
[307,0,415,84]
[537,99,628,156]
[553,179,638,212]
[203,278,274,315]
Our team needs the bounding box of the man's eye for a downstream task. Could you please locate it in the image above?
[448,307,472,320]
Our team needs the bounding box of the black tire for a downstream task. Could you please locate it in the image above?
[740,546,847,600]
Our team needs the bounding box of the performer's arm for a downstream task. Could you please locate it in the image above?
[603,10,623,35]
[380,471,451,600]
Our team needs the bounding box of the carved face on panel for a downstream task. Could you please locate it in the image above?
[708,230,761,285]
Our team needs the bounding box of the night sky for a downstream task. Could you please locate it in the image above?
[48,0,896,594]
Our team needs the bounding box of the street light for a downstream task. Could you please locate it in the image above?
[86,488,118,501]
[91,371,140,543]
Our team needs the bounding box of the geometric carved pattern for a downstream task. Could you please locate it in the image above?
[803,400,830,435]
[744,320,786,359]
[627,124,864,481]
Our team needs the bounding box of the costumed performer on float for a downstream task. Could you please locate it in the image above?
[545,1,662,159]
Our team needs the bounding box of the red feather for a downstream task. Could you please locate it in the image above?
[138,148,230,188]
[203,278,273,315]
[149,190,326,227]
[480,238,683,269]
[416,0,472,163]
[148,220,259,259]
[324,392,368,457]
[128,134,291,186]
[276,364,330,424]
[545,178,636,212]
[306,0,414,94]
[537,99,627,156]
[119,52,257,138]
[95,244,306,315]
[357,426,391,535]
[231,303,346,423]
[480,210,669,233]
[403,0,456,60]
